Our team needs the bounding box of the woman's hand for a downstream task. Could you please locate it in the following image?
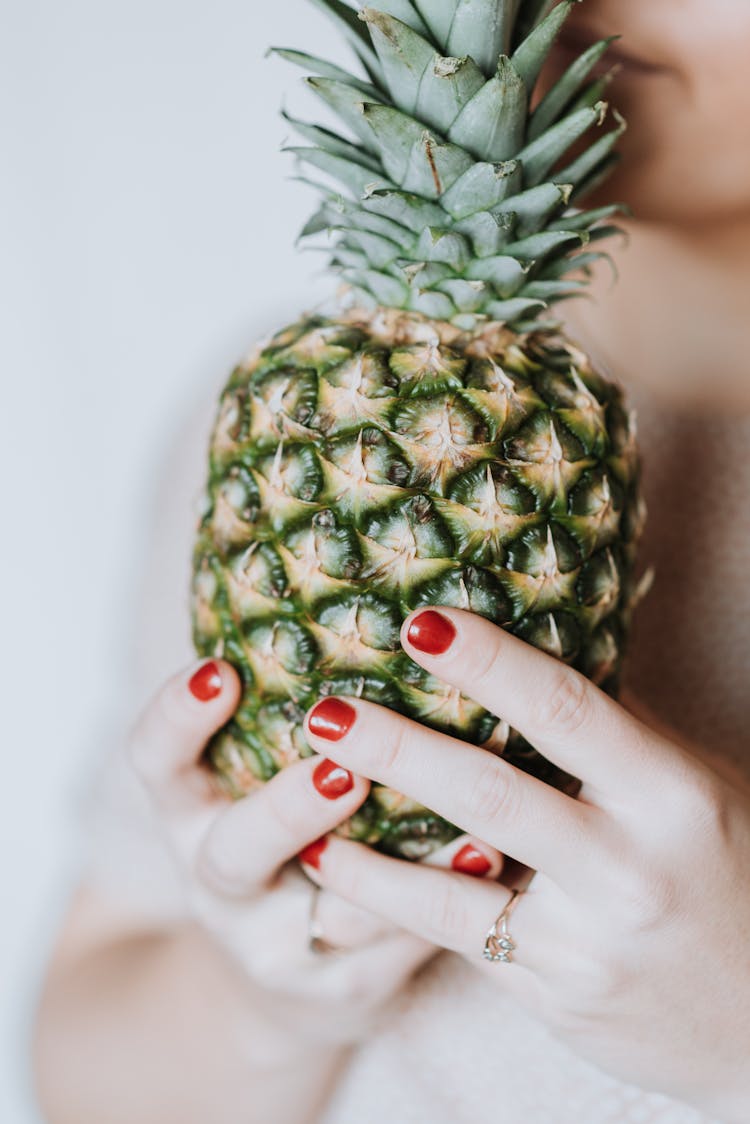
[127,659,502,1049]
[300,608,750,1122]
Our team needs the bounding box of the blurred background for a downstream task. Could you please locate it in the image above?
[0,1,339,1117]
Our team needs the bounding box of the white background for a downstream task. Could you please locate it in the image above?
[1,1,340,1117]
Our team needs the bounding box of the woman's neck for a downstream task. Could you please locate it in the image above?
[561,219,750,416]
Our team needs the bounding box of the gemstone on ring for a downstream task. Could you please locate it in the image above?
[483,889,523,964]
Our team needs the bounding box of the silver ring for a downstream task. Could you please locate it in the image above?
[308,885,344,956]
[483,889,523,964]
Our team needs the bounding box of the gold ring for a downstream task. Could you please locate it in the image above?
[483,888,524,964]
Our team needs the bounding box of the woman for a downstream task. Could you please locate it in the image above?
[34,1,750,1121]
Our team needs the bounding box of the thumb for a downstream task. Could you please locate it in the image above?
[129,659,242,800]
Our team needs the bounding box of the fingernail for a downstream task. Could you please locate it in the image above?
[308,698,357,742]
[298,836,328,870]
[407,610,456,656]
[313,758,354,799]
[188,661,222,702]
[452,844,492,878]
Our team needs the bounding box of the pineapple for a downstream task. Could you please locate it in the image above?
[192,0,644,860]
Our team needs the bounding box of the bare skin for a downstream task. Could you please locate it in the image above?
[34,891,356,1124]
[34,2,750,1122]
[566,221,750,414]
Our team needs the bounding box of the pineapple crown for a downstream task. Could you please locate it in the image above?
[273,0,626,330]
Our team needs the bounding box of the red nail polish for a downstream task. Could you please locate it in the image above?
[313,758,354,799]
[452,844,492,878]
[188,661,222,702]
[298,836,328,870]
[308,698,357,742]
[407,610,456,656]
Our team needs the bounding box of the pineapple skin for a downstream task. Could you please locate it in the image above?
[192,309,644,860]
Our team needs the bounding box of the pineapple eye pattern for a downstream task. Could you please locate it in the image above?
[251,368,320,436]
[194,316,642,857]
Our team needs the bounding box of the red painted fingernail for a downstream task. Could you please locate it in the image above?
[452,844,492,878]
[298,836,328,870]
[188,661,222,702]
[407,610,456,656]
[313,758,354,799]
[308,698,357,742]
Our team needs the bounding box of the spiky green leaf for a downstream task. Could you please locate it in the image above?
[331,245,371,269]
[434,278,487,312]
[569,74,612,114]
[399,260,455,287]
[270,48,381,99]
[361,103,428,180]
[529,36,617,141]
[441,159,522,218]
[414,226,472,268]
[288,146,391,196]
[362,188,446,232]
[521,279,588,299]
[412,0,457,45]
[510,0,575,92]
[408,287,457,318]
[455,210,513,257]
[503,229,583,260]
[308,0,385,86]
[343,267,409,304]
[448,57,526,162]
[556,111,626,190]
[486,296,546,320]
[306,77,380,149]
[283,113,381,168]
[401,130,474,198]
[339,228,403,266]
[366,0,432,38]
[299,205,332,238]
[415,54,486,134]
[465,253,529,295]
[360,10,436,115]
[555,202,627,232]
[494,182,571,238]
[539,249,612,280]
[516,101,607,187]
[332,198,416,243]
[513,0,557,44]
[447,0,520,76]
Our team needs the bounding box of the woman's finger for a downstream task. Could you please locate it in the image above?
[129,659,242,802]
[421,834,504,881]
[303,698,594,881]
[196,755,371,896]
[287,927,438,1044]
[300,833,547,972]
[401,608,684,799]
[311,888,399,949]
